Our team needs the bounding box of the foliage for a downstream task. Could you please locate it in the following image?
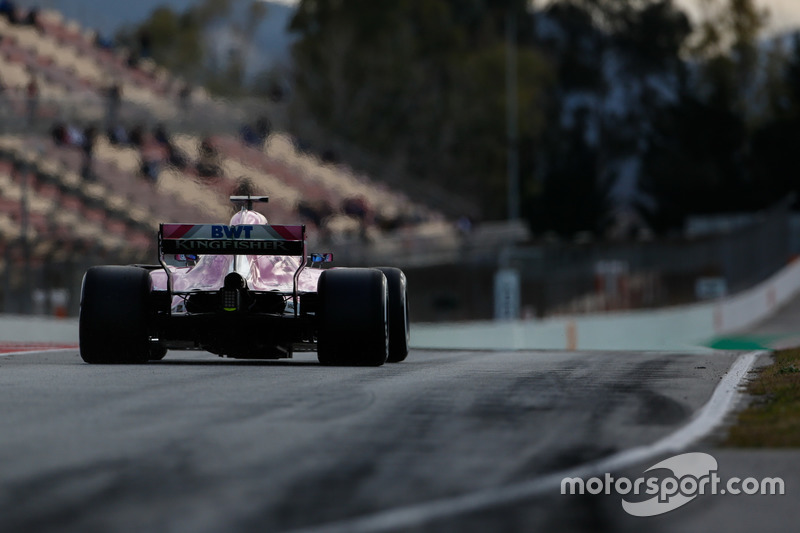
[286,0,712,235]
[123,0,800,238]
[288,0,551,221]
[116,0,266,95]
[639,0,800,233]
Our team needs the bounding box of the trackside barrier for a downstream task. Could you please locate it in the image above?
[0,315,78,344]
[2,259,799,350]
[410,258,800,351]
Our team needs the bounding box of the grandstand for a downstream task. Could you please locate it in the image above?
[0,3,463,315]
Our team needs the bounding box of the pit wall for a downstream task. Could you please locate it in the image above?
[411,258,800,351]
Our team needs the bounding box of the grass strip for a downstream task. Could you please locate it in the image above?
[724,348,800,447]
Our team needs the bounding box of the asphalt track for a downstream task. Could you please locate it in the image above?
[0,343,754,533]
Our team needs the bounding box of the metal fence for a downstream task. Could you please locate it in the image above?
[399,200,795,322]
[1,243,148,316]
[0,194,793,320]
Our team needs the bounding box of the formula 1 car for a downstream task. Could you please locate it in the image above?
[79,196,409,366]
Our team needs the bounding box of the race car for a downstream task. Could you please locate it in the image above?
[79,196,409,366]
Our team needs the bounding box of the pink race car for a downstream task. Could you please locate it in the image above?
[79,196,409,366]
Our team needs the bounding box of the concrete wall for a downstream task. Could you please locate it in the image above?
[3,257,800,350]
[411,259,800,351]
[0,315,78,344]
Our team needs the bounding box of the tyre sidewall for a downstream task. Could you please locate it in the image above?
[79,265,152,364]
[375,267,409,362]
[317,268,388,366]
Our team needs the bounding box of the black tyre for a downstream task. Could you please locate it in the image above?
[79,266,153,364]
[149,343,168,361]
[317,268,388,366]
[375,267,410,363]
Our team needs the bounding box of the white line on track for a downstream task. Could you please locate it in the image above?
[283,350,766,533]
[0,348,77,358]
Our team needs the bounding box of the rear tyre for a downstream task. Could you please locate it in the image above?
[317,268,388,366]
[79,266,152,364]
[375,267,410,363]
[149,343,168,361]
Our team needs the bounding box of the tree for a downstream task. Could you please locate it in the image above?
[117,0,268,96]
[640,95,750,232]
[535,1,693,237]
[689,0,769,115]
[749,34,800,208]
[288,0,552,220]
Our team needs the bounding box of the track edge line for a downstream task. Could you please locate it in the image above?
[281,350,767,533]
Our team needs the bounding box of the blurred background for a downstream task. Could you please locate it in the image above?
[1,0,799,322]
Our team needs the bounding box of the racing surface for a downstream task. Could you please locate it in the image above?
[0,347,741,533]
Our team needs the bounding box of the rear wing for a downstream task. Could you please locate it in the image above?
[158,224,308,310]
[159,224,305,256]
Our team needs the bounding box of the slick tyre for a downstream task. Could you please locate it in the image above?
[375,267,409,363]
[317,268,388,366]
[149,343,168,361]
[79,266,152,364]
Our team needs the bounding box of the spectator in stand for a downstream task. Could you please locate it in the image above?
[153,123,170,147]
[22,6,39,29]
[50,122,67,145]
[0,77,7,119]
[268,81,286,103]
[105,82,122,129]
[107,124,128,145]
[178,83,192,111]
[343,196,369,222]
[240,123,260,147]
[139,137,163,185]
[140,157,159,184]
[81,125,97,181]
[375,211,403,232]
[0,0,18,24]
[255,116,271,145]
[127,124,144,148]
[298,200,333,229]
[321,148,339,164]
[166,143,189,170]
[50,121,84,147]
[65,123,84,146]
[457,215,474,237]
[137,29,152,58]
[126,51,140,69]
[342,196,371,241]
[298,200,334,242]
[153,124,189,170]
[199,137,216,158]
[26,78,38,126]
[93,33,114,50]
[240,116,272,148]
[196,136,221,178]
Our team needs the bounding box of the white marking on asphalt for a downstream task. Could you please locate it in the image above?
[283,350,766,533]
[0,348,76,358]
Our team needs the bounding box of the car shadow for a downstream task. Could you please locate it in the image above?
[150,358,321,367]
